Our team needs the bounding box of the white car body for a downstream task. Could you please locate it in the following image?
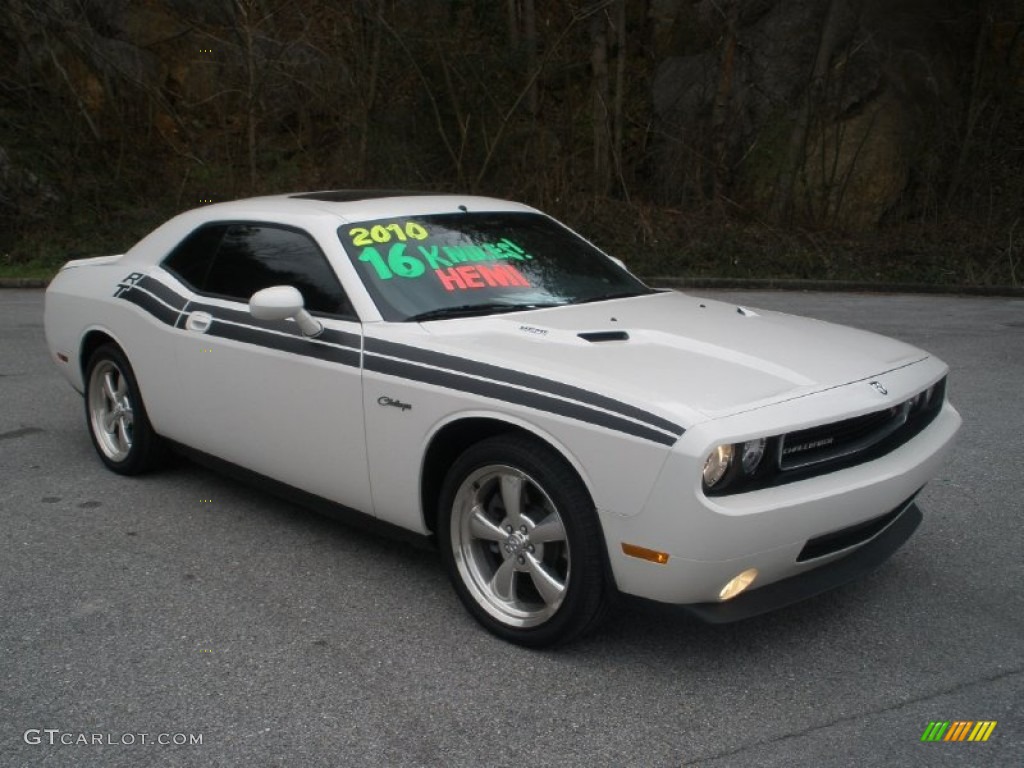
[44,192,961,642]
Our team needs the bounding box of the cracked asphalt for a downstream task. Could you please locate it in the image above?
[2,288,1021,767]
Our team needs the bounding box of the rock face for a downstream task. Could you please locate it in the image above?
[0,145,58,246]
[650,0,974,229]
[0,0,1013,247]
[796,88,910,230]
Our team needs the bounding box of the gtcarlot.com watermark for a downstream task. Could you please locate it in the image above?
[24,729,202,747]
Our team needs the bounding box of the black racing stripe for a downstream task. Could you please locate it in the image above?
[188,300,360,349]
[136,275,188,310]
[312,327,361,349]
[119,280,670,442]
[188,301,297,334]
[174,306,190,329]
[122,287,182,326]
[365,337,684,436]
[206,320,360,368]
[366,355,677,446]
[120,285,359,363]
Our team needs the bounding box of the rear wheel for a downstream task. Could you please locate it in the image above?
[438,434,610,647]
[84,344,166,474]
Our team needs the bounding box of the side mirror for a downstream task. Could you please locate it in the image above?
[249,285,323,338]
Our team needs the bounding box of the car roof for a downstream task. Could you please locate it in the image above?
[122,191,544,267]
[194,190,538,224]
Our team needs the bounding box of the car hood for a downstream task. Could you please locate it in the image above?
[420,291,928,424]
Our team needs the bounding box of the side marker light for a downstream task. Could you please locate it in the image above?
[621,543,670,565]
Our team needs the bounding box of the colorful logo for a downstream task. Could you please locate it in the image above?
[921,721,997,742]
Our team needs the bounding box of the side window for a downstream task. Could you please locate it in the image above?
[162,222,353,318]
[162,223,228,291]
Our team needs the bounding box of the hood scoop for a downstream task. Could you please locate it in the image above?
[578,330,630,343]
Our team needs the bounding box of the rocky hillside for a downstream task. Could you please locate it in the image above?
[1,0,1021,284]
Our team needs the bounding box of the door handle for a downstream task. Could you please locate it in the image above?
[185,311,213,333]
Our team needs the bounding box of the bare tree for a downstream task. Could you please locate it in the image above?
[774,0,846,222]
[611,0,628,198]
[710,0,739,203]
[357,0,385,183]
[590,9,611,196]
[945,1,994,209]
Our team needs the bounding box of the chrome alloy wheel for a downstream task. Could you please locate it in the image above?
[450,464,570,628]
[87,359,135,462]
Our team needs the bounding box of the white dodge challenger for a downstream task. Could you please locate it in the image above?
[44,191,961,646]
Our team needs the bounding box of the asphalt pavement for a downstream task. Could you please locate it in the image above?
[1,288,1021,767]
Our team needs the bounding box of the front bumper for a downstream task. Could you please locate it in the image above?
[683,499,921,623]
[599,365,959,606]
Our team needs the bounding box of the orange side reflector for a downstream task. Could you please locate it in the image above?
[56,353,69,363]
[621,543,670,565]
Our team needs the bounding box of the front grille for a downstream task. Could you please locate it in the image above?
[780,405,910,470]
[703,377,947,496]
[776,377,945,481]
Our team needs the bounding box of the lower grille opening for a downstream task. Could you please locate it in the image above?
[797,493,919,562]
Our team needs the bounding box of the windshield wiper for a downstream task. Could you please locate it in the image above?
[406,302,563,322]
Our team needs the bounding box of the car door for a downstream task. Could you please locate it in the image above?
[159,220,372,514]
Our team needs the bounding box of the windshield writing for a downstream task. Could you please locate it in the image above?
[339,211,648,321]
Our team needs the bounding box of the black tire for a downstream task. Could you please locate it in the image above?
[83,344,167,475]
[438,433,611,647]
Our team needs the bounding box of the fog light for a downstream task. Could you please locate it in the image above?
[718,568,758,601]
[703,444,734,488]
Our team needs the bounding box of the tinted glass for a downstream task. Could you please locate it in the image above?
[162,223,228,290]
[338,212,650,321]
[164,222,352,317]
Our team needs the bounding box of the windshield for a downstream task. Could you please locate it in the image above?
[337,211,651,321]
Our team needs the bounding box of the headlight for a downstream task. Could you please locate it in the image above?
[740,438,766,474]
[704,438,772,494]
[923,383,936,407]
[702,444,733,488]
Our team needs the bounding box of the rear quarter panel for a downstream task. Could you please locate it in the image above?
[45,261,182,436]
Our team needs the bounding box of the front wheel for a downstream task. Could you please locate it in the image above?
[84,344,166,474]
[438,434,611,647]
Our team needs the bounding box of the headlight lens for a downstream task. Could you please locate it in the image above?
[740,438,766,475]
[923,383,936,407]
[702,444,734,488]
